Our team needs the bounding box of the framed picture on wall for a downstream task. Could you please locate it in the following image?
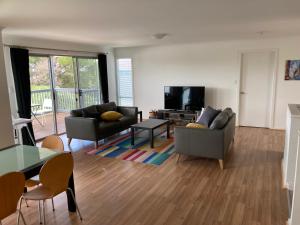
[285,60,300,80]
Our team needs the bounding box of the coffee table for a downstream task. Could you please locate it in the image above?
[131,119,170,148]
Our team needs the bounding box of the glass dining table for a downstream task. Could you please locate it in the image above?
[0,145,76,212]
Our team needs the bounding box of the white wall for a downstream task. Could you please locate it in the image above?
[114,36,300,129]
[0,30,14,148]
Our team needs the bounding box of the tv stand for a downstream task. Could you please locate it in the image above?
[153,109,200,126]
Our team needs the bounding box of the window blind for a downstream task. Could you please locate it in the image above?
[117,58,133,106]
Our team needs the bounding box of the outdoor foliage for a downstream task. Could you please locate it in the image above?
[29,56,100,110]
[29,56,99,89]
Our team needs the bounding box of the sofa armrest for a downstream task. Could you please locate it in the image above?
[174,127,225,159]
[117,106,138,118]
[65,116,98,141]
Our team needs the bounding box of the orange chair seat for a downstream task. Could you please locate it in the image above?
[23,186,54,200]
[25,175,40,187]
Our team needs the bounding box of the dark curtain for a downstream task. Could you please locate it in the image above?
[98,53,109,103]
[10,48,35,145]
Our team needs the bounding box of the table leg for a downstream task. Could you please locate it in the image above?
[25,125,36,146]
[131,127,135,146]
[167,122,170,139]
[150,129,154,148]
[67,173,76,212]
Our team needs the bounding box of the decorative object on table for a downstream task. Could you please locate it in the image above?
[149,110,157,118]
[285,60,300,80]
[86,130,175,166]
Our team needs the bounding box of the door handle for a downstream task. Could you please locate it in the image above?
[240,91,246,95]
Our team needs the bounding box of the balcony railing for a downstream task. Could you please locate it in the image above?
[31,88,100,112]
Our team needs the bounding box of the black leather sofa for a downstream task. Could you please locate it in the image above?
[65,102,138,147]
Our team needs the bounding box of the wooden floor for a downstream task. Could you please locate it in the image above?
[4,127,288,225]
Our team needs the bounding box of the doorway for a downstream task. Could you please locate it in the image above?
[239,50,277,128]
[29,55,100,140]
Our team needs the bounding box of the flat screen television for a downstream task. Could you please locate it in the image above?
[164,86,205,111]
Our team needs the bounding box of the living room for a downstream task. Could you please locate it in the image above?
[1,0,300,225]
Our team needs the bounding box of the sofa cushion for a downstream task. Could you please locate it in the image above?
[223,107,233,118]
[186,123,207,129]
[82,110,101,121]
[71,105,98,117]
[101,111,123,121]
[210,111,229,129]
[82,105,98,114]
[70,109,83,117]
[97,102,117,114]
[196,106,220,126]
[119,116,136,128]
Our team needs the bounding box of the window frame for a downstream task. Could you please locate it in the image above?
[116,58,134,106]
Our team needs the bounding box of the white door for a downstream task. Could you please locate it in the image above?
[239,51,275,128]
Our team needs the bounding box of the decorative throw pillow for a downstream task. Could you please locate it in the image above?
[101,111,123,121]
[210,111,229,129]
[223,107,233,118]
[195,107,205,121]
[196,106,221,127]
[186,123,207,129]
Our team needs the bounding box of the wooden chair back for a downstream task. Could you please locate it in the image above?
[42,135,64,152]
[0,172,25,220]
[39,153,73,196]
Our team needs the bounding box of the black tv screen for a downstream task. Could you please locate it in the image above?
[164,86,205,111]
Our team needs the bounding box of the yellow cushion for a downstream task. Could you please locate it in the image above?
[101,111,123,121]
[186,123,207,129]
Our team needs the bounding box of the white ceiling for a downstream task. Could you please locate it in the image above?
[1,0,300,48]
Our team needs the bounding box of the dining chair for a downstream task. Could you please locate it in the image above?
[20,153,82,225]
[25,135,64,210]
[0,172,27,225]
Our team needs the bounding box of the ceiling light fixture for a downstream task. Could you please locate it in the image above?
[257,31,265,36]
[152,33,169,40]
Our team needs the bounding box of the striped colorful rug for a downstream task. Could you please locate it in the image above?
[86,130,175,166]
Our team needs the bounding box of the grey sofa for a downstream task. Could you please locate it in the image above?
[65,102,138,147]
[174,112,236,169]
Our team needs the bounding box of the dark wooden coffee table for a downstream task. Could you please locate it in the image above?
[131,119,170,148]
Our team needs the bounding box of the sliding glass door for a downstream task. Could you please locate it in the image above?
[29,56,56,140]
[77,58,101,108]
[52,56,78,135]
[29,54,100,140]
